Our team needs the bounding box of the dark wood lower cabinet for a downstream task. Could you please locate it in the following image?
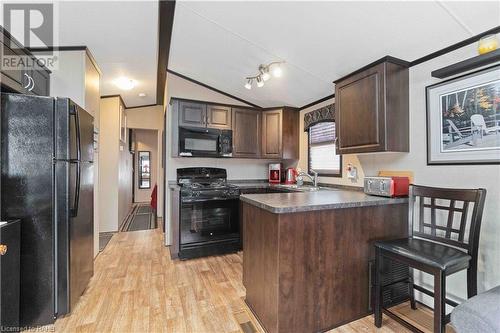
[0,220,21,330]
[242,202,408,333]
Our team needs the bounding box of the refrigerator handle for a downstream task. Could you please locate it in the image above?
[70,162,81,217]
[74,105,82,161]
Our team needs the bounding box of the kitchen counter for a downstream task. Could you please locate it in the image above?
[242,189,409,333]
[240,190,407,213]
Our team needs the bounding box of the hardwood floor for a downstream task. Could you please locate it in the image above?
[54,229,450,332]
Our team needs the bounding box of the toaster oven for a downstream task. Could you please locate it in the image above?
[363,176,410,197]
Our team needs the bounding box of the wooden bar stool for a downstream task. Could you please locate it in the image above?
[374,185,487,333]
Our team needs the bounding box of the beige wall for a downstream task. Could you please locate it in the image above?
[99,96,133,232]
[118,141,133,226]
[297,43,500,302]
[133,129,159,203]
[126,105,164,217]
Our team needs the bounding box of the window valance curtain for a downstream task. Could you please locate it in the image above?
[303,104,335,131]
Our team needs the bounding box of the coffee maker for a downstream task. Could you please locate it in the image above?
[268,163,282,184]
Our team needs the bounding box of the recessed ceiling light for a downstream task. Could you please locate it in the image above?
[138,92,147,97]
[114,77,136,90]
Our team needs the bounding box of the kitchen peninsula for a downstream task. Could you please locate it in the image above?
[240,190,409,333]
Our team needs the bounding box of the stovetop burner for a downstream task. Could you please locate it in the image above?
[177,167,240,199]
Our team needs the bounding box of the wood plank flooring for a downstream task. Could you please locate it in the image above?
[53,229,451,333]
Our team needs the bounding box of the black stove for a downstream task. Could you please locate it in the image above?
[176,168,241,259]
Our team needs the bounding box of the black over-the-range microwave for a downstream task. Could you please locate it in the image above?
[178,126,233,158]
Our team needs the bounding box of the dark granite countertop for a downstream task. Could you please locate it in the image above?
[239,190,408,213]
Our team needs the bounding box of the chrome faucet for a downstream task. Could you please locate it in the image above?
[297,170,319,187]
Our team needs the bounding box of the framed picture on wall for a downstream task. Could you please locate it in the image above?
[426,65,500,165]
[119,104,127,143]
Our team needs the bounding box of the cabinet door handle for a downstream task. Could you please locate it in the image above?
[0,244,7,255]
[23,73,35,91]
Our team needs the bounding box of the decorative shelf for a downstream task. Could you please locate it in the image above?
[431,49,500,79]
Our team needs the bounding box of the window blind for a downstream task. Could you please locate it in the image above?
[308,122,341,175]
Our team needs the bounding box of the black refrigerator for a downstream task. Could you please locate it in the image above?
[0,93,94,326]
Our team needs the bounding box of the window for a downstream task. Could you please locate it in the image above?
[138,151,151,189]
[308,122,342,177]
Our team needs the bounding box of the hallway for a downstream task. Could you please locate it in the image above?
[54,229,444,332]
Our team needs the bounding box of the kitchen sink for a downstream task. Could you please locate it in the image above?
[272,184,334,192]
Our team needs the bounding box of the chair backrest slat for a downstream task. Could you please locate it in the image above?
[409,185,486,255]
[458,201,469,242]
[430,198,436,236]
[418,196,425,233]
[445,200,456,238]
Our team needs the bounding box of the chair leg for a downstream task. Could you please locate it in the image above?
[434,270,446,333]
[467,265,478,298]
[374,248,383,328]
[408,268,417,310]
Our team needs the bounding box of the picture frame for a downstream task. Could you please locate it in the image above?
[119,104,127,143]
[426,65,500,165]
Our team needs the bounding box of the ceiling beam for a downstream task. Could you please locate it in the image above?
[156,0,176,106]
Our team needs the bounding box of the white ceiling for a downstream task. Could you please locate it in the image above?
[169,1,500,108]
[56,1,159,107]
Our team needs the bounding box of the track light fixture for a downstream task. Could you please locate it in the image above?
[244,61,284,90]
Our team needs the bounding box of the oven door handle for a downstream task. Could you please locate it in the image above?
[217,134,222,156]
[182,196,239,203]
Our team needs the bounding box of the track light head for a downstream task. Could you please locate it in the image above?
[256,76,264,88]
[244,79,252,90]
[272,64,282,78]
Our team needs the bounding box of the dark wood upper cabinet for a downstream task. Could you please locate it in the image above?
[178,101,232,129]
[262,109,282,158]
[171,98,300,160]
[335,57,409,154]
[178,101,207,128]
[262,108,299,159]
[0,28,50,96]
[232,108,260,158]
[207,105,231,129]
